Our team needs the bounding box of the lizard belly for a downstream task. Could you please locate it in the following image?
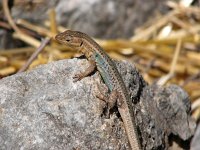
[97,64,113,91]
[94,53,114,91]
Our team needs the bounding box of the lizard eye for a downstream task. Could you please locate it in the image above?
[65,36,72,42]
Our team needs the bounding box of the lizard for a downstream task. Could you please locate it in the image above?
[55,30,142,150]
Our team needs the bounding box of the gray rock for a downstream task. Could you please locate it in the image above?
[11,0,169,39]
[0,58,195,150]
[191,123,200,150]
[0,59,144,150]
[12,0,59,23]
[140,84,196,149]
[55,0,169,39]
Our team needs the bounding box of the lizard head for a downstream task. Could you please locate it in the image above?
[55,30,83,47]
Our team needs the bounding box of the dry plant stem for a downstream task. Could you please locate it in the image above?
[13,32,60,56]
[0,47,35,55]
[167,1,200,14]
[181,72,200,86]
[13,32,42,47]
[192,107,200,121]
[166,25,200,39]
[0,21,11,29]
[105,39,200,71]
[104,40,182,62]
[2,0,21,33]
[44,21,67,32]
[130,10,178,41]
[191,91,200,100]
[14,0,44,5]
[48,8,58,62]
[169,38,182,75]
[156,38,182,86]
[156,74,174,86]
[169,17,190,30]
[48,8,58,35]
[0,20,39,37]
[0,66,16,76]
[139,36,195,45]
[48,8,58,47]
[18,38,51,73]
[17,19,55,37]
[192,98,200,112]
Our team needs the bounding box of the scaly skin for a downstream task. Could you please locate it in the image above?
[55,30,142,150]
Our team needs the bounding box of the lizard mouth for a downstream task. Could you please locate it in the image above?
[80,41,83,47]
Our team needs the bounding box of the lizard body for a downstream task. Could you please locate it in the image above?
[55,30,141,150]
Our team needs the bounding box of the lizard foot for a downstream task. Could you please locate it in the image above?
[73,73,84,82]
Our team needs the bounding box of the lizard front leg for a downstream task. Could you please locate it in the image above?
[73,60,96,82]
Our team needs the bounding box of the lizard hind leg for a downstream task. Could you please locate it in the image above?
[95,84,119,118]
[104,89,119,118]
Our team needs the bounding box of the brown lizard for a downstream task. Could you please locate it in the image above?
[55,30,142,150]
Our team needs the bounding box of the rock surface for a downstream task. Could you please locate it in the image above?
[0,58,195,150]
[191,123,200,150]
[140,84,196,149]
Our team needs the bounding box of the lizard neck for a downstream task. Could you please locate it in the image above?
[80,38,96,60]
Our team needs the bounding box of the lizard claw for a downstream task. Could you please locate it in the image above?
[96,93,108,102]
[73,73,83,82]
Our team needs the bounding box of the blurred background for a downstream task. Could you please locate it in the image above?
[0,0,200,121]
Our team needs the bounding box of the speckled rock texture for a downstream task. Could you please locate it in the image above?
[0,58,195,150]
[191,123,200,150]
[140,84,196,150]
